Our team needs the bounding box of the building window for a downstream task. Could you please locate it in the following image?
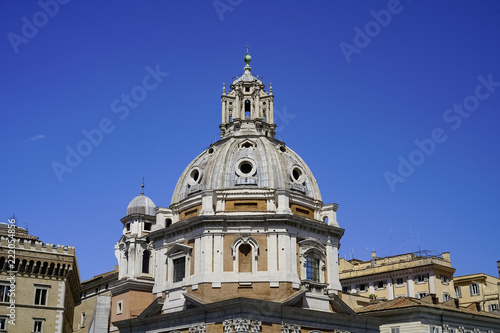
[144,222,152,231]
[489,303,499,312]
[0,285,9,303]
[244,100,251,119]
[429,326,439,333]
[116,300,123,314]
[342,286,349,294]
[415,274,429,283]
[0,317,6,330]
[441,275,450,284]
[305,254,320,282]
[34,287,49,305]
[126,223,130,232]
[80,312,86,328]
[442,293,450,302]
[416,292,429,299]
[356,284,368,293]
[396,278,404,286]
[376,280,386,289]
[469,283,480,296]
[390,327,400,333]
[33,319,44,332]
[142,250,150,274]
[173,257,186,282]
[455,286,462,298]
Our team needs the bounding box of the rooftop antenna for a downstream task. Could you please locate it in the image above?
[141,177,145,195]
[390,227,392,256]
[409,225,415,253]
[418,231,421,253]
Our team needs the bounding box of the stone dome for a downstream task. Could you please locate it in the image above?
[127,194,156,216]
[171,135,322,205]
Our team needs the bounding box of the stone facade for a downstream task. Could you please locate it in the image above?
[453,273,500,313]
[73,267,118,332]
[339,250,456,307]
[0,221,80,333]
[357,296,500,332]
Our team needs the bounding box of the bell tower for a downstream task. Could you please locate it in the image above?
[220,45,276,138]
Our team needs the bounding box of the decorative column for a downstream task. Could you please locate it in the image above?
[235,94,241,120]
[387,278,394,300]
[194,236,201,274]
[407,276,415,297]
[254,93,260,119]
[326,237,341,293]
[267,233,278,283]
[368,281,374,295]
[429,271,436,294]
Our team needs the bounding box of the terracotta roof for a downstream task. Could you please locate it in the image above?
[81,267,118,285]
[356,297,500,319]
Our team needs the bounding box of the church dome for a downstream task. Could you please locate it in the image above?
[127,194,156,216]
[171,50,322,206]
[171,136,322,205]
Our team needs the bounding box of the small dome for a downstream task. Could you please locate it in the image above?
[126,194,156,216]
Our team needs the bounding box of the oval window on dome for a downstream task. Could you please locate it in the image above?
[240,162,252,174]
[191,169,199,181]
[235,158,256,177]
[187,167,202,185]
[290,166,305,184]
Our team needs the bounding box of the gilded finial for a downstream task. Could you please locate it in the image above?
[141,177,145,195]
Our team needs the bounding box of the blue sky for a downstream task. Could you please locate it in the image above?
[1,0,499,281]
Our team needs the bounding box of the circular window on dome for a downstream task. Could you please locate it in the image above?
[290,165,305,184]
[187,167,203,185]
[208,147,214,154]
[235,158,257,177]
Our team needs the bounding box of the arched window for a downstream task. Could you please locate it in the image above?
[48,262,55,275]
[142,250,150,274]
[238,244,252,273]
[245,100,251,119]
[41,262,48,275]
[299,240,326,284]
[34,261,42,274]
[305,252,320,282]
[231,236,259,273]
